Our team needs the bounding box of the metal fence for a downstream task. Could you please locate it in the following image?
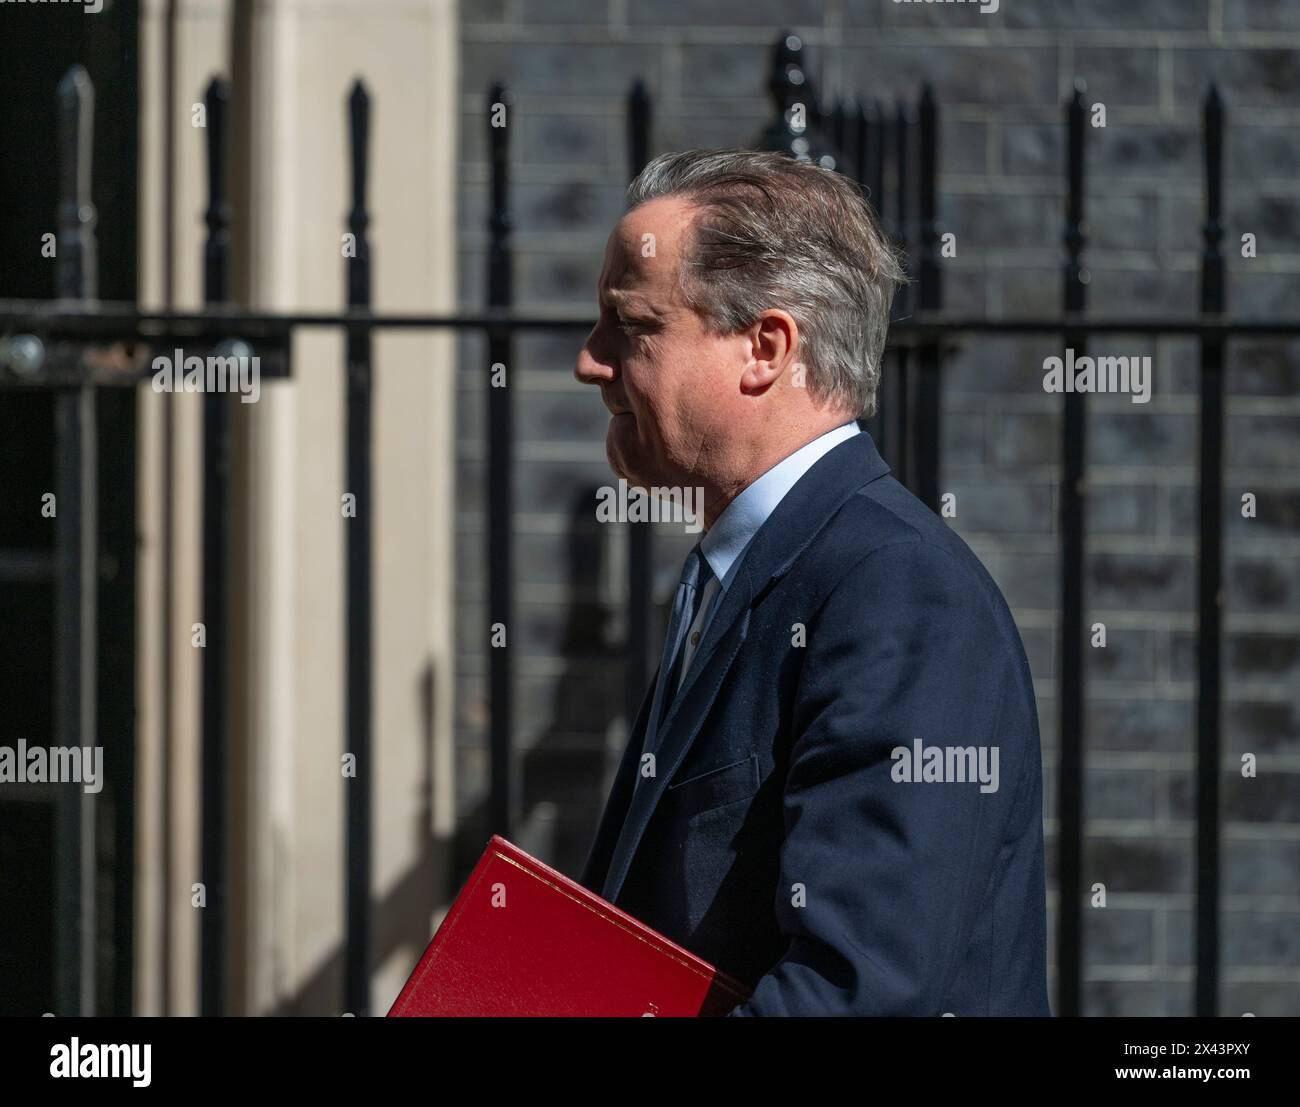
[3,31,1298,1018]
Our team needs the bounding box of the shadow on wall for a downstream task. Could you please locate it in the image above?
[454,485,625,888]
[279,485,633,1013]
[272,660,444,1016]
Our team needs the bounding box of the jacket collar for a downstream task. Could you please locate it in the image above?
[699,421,861,587]
[600,429,892,902]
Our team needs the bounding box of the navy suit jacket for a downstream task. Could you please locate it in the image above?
[577,430,1051,1016]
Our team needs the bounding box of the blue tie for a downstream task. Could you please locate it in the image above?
[643,545,709,754]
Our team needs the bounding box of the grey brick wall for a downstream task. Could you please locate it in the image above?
[456,0,1300,1015]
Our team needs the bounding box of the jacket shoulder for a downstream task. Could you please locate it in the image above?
[808,474,988,588]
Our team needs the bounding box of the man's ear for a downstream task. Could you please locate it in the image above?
[739,310,799,395]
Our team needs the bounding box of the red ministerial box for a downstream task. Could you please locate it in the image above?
[388,835,751,1017]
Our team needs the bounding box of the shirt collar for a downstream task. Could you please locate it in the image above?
[700,421,861,587]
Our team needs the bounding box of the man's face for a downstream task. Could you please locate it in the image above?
[574,196,748,489]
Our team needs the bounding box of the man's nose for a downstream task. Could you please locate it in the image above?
[574,337,616,386]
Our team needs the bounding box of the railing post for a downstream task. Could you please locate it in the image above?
[841,100,862,194]
[829,99,847,166]
[892,101,913,489]
[56,66,98,302]
[487,82,515,839]
[868,98,885,222]
[53,63,99,1017]
[199,73,232,1018]
[344,78,374,1017]
[1196,83,1225,1019]
[1057,76,1089,1020]
[758,31,839,166]
[625,80,653,735]
[916,84,942,513]
[860,98,889,456]
[203,78,232,306]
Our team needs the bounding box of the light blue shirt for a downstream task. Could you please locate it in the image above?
[676,420,861,684]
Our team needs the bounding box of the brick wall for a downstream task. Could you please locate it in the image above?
[456,0,1300,1015]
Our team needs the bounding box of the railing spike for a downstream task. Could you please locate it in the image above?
[56,65,97,300]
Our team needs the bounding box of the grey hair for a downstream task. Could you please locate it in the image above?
[627,148,906,418]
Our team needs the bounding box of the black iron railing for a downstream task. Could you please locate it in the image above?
[3,33,1297,1019]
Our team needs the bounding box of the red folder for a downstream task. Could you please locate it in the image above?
[388,835,752,1016]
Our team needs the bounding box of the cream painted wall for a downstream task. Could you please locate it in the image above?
[136,0,233,1019]
[135,0,458,1015]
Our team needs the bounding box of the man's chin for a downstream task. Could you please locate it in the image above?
[607,450,645,489]
[607,430,654,490]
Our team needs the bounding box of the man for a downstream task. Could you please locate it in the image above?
[573,149,1050,1016]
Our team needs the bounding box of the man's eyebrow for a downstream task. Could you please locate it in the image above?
[599,288,649,311]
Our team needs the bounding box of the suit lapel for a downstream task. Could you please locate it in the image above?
[577,671,658,891]
[599,430,892,904]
